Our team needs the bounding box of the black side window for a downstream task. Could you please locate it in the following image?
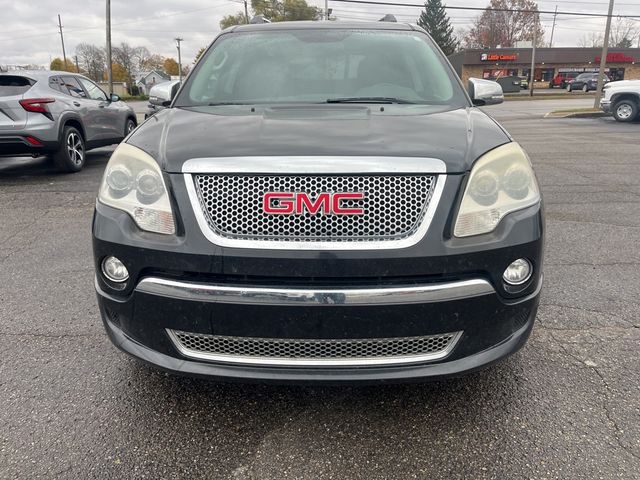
[61,76,87,98]
[48,76,66,93]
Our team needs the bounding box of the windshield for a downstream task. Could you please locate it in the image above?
[176,29,467,107]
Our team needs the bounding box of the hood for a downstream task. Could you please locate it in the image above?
[128,105,511,174]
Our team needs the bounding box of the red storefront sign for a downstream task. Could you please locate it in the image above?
[480,53,518,62]
[595,53,635,63]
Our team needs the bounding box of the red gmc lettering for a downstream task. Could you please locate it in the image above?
[263,192,364,215]
[263,192,295,214]
[332,193,364,215]
[296,192,330,214]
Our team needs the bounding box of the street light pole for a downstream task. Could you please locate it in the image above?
[175,38,183,82]
[106,0,113,95]
[57,14,68,69]
[594,0,615,109]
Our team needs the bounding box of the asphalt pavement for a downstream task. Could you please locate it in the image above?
[0,101,639,479]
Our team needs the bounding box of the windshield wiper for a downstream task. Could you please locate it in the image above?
[326,97,414,104]
[207,102,250,106]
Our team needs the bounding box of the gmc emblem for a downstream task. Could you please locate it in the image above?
[263,192,364,215]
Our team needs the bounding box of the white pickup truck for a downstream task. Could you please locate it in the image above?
[600,80,640,122]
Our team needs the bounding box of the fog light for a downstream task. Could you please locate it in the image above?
[503,258,532,285]
[102,256,129,283]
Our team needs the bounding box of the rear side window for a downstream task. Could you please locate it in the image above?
[60,76,87,98]
[0,75,35,96]
[49,76,66,93]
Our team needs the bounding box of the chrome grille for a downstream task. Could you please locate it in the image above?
[193,174,437,243]
[167,329,462,366]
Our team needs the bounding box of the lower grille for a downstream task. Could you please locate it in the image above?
[167,330,462,367]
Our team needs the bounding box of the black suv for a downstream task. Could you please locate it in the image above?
[93,21,544,383]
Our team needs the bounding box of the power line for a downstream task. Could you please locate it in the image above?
[330,0,640,18]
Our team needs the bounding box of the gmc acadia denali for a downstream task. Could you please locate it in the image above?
[93,21,544,383]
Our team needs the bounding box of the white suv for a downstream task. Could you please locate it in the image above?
[600,80,640,122]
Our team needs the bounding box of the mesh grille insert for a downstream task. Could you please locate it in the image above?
[193,174,437,242]
[168,330,460,365]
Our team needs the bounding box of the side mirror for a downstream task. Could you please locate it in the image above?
[148,81,181,108]
[110,93,120,103]
[468,78,504,106]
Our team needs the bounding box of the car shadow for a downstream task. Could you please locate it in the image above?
[0,148,113,178]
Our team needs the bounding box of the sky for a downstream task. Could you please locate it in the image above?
[1,0,640,68]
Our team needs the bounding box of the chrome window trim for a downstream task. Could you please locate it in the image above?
[182,156,447,250]
[182,156,447,174]
[136,277,495,306]
[165,329,463,367]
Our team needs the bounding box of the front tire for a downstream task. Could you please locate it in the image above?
[125,118,136,136]
[613,99,638,122]
[53,126,85,173]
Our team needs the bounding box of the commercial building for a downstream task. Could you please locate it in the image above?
[448,47,640,87]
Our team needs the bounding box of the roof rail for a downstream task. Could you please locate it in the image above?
[379,14,397,22]
[250,15,271,24]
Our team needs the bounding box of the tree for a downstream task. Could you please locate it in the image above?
[50,57,77,72]
[193,47,206,64]
[111,63,128,82]
[463,0,544,48]
[578,32,603,48]
[163,57,180,76]
[112,42,137,90]
[220,13,248,30]
[141,54,165,72]
[76,43,105,81]
[417,0,458,55]
[610,18,639,49]
[220,0,320,29]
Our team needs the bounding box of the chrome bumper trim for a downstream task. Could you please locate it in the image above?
[136,277,495,306]
[166,329,463,367]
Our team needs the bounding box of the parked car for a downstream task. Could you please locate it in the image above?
[566,72,609,92]
[600,79,640,122]
[549,71,580,89]
[520,77,529,89]
[0,70,136,172]
[145,80,181,119]
[93,21,543,383]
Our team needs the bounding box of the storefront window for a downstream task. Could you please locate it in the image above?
[483,69,518,79]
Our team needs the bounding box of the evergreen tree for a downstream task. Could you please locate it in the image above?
[417,0,458,56]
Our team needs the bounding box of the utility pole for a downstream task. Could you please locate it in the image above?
[529,15,537,97]
[325,0,329,20]
[57,14,67,69]
[244,0,249,23]
[594,0,615,108]
[106,0,113,95]
[549,5,558,47]
[74,55,80,73]
[175,38,183,82]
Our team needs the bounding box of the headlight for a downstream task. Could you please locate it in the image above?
[98,143,175,234]
[454,142,540,237]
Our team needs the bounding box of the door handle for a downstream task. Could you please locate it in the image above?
[73,101,81,107]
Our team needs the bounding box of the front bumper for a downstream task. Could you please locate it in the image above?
[600,99,612,113]
[93,170,544,383]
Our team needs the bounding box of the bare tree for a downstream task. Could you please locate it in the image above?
[133,46,152,72]
[610,18,639,48]
[464,0,545,48]
[112,42,137,91]
[75,43,105,81]
[578,32,603,48]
